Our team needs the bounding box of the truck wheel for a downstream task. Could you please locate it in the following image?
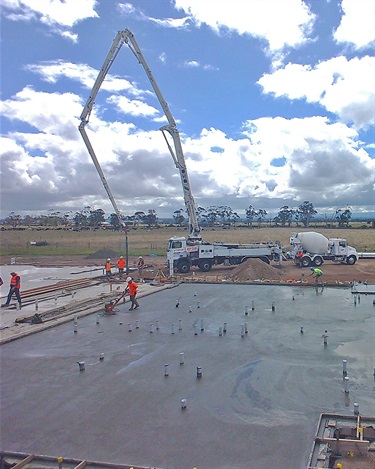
[346,255,357,265]
[259,256,270,264]
[301,256,311,267]
[177,260,190,274]
[313,256,323,267]
[199,260,212,272]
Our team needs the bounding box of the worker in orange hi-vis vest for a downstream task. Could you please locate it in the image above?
[2,272,22,309]
[126,277,139,310]
[117,256,126,279]
[105,258,112,280]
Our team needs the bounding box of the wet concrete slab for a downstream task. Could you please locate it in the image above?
[0,283,374,469]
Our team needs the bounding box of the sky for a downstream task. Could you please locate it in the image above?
[1,0,374,221]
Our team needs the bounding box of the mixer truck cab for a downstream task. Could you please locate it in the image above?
[290,231,359,267]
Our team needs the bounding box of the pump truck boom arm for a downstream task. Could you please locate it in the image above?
[79,29,201,240]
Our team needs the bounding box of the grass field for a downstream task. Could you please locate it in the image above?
[1,225,374,257]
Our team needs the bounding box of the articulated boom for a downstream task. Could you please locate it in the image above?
[79,29,201,240]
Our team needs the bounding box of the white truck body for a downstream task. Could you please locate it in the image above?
[290,231,359,267]
[168,236,282,273]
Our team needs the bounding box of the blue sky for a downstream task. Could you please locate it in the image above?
[1,0,374,220]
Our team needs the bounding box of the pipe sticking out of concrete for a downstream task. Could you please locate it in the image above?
[244,305,248,316]
[344,376,350,393]
[156,321,159,330]
[179,319,182,330]
[196,366,202,378]
[128,323,132,332]
[136,320,139,329]
[300,326,304,334]
[164,364,169,376]
[99,353,104,361]
[179,352,184,365]
[251,300,255,311]
[354,402,359,415]
[96,314,100,325]
[244,323,248,334]
[171,323,175,334]
[343,360,347,375]
[73,323,78,333]
[181,398,187,409]
[271,302,275,312]
[200,319,204,331]
[223,322,227,333]
[194,324,198,336]
[150,323,154,333]
[77,361,85,371]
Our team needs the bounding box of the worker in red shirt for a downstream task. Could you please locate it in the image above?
[117,256,126,278]
[2,272,22,309]
[126,277,139,310]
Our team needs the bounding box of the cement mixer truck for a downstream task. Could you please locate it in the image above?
[290,231,359,267]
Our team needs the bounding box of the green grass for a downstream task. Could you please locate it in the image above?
[1,225,374,257]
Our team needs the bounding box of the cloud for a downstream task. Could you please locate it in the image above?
[257,56,375,129]
[25,61,146,97]
[334,0,375,49]
[174,0,315,52]
[117,2,190,29]
[1,0,98,41]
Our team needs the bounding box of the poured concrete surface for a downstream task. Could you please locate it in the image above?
[1,284,374,469]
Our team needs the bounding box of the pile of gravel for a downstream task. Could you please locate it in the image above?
[85,249,119,260]
[228,258,282,281]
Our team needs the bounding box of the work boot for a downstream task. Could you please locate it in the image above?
[129,308,134,311]
[1,303,9,307]
[134,305,139,310]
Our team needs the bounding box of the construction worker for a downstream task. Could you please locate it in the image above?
[310,267,323,285]
[117,256,126,278]
[105,258,112,280]
[2,272,22,309]
[126,277,139,310]
[137,256,145,282]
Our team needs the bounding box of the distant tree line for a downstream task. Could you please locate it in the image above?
[1,202,360,230]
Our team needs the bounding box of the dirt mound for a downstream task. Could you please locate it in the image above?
[85,249,118,260]
[228,258,282,282]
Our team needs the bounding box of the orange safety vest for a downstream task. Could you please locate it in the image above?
[117,258,126,269]
[127,281,138,296]
[105,261,111,272]
[10,273,20,289]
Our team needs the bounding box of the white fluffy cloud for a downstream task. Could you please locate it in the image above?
[174,0,315,52]
[258,56,375,130]
[334,0,375,49]
[1,0,98,41]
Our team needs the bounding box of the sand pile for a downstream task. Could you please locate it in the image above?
[228,258,282,282]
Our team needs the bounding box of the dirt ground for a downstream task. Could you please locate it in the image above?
[1,254,374,286]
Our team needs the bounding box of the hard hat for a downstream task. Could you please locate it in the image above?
[120,256,123,258]
[126,277,132,282]
[310,267,314,271]
[139,256,143,258]
[107,258,111,261]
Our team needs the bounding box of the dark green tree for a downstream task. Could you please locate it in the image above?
[88,208,105,227]
[335,207,352,227]
[297,201,317,227]
[173,209,186,226]
[274,206,295,227]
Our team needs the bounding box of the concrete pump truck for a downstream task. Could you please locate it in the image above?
[79,29,282,275]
